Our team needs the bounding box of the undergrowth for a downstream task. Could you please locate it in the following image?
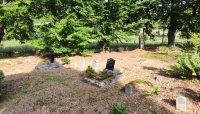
[110,102,127,114]
[167,52,200,78]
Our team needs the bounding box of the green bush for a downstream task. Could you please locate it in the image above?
[61,56,70,64]
[85,66,95,78]
[110,102,127,114]
[0,70,5,85]
[182,33,200,52]
[167,52,200,78]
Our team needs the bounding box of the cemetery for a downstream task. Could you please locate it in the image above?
[0,0,200,113]
[0,49,199,114]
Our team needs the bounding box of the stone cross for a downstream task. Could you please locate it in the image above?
[106,58,115,71]
[125,84,133,95]
[92,60,98,70]
[176,96,187,111]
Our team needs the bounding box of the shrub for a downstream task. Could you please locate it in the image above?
[0,70,5,85]
[85,66,95,78]
[167,52,200,78]
[182,33,200,52]
[61,56,70,64]
[110,102,127,114]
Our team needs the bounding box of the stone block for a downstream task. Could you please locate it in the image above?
[176,96,186,111]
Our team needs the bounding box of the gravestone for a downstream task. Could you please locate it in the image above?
[92,60,98,70]
[176,96,187,111]
[35,57,59,71]
[125,84,133,95]
[50,57,55,63]
[106,58,115,71]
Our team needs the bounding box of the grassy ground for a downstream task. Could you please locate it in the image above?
[1,40,29,47]
[0,40,35,58]
[0,37,186,58]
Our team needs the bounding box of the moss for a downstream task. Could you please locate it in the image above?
[128,79,153,87]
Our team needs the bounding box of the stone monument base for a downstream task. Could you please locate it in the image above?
[84,68,125,88]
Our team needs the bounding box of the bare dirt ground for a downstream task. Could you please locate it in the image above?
[0,49,199,114]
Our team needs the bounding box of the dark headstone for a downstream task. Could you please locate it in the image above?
[50,57,55,63]
[106,58,115,71]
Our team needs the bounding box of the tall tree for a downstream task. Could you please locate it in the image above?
[0,0,34,43]
[124,0,158,49]
[0,0,4,43]
[157,0,200,46]
[29,0,93,55]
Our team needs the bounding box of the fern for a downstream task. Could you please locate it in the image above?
[110,102,127,114]
[167,52,200,78]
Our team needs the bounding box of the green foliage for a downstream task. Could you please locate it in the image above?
[61,56,70,64]
[85,66,95,78]
[81,49,94,56]
[110,102,127,114]
[68,98,76,102]
[143,86,161,96]
[167,52,200,78]
[0,70,5,85]
[0,1,34,42]
[37,98,45,106]
[197,92,200,97]
[183,33,200,52]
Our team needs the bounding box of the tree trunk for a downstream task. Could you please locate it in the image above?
[139,26,144,49]
[167,12,178,46]
[0,25,4,44]
[186,4,197,39]
[0,0,4,44]
[162,28,165,45]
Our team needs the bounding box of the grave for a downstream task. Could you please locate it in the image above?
[92,60,98,70]
[125,84,133,95]
[106,58,115,70]
[35,57,60,71]
[50,57,55,63]
[176,96,187,111]
[84,58,125,88]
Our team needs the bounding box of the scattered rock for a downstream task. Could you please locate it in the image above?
[156,75,163,81]
[138,59,148,64]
